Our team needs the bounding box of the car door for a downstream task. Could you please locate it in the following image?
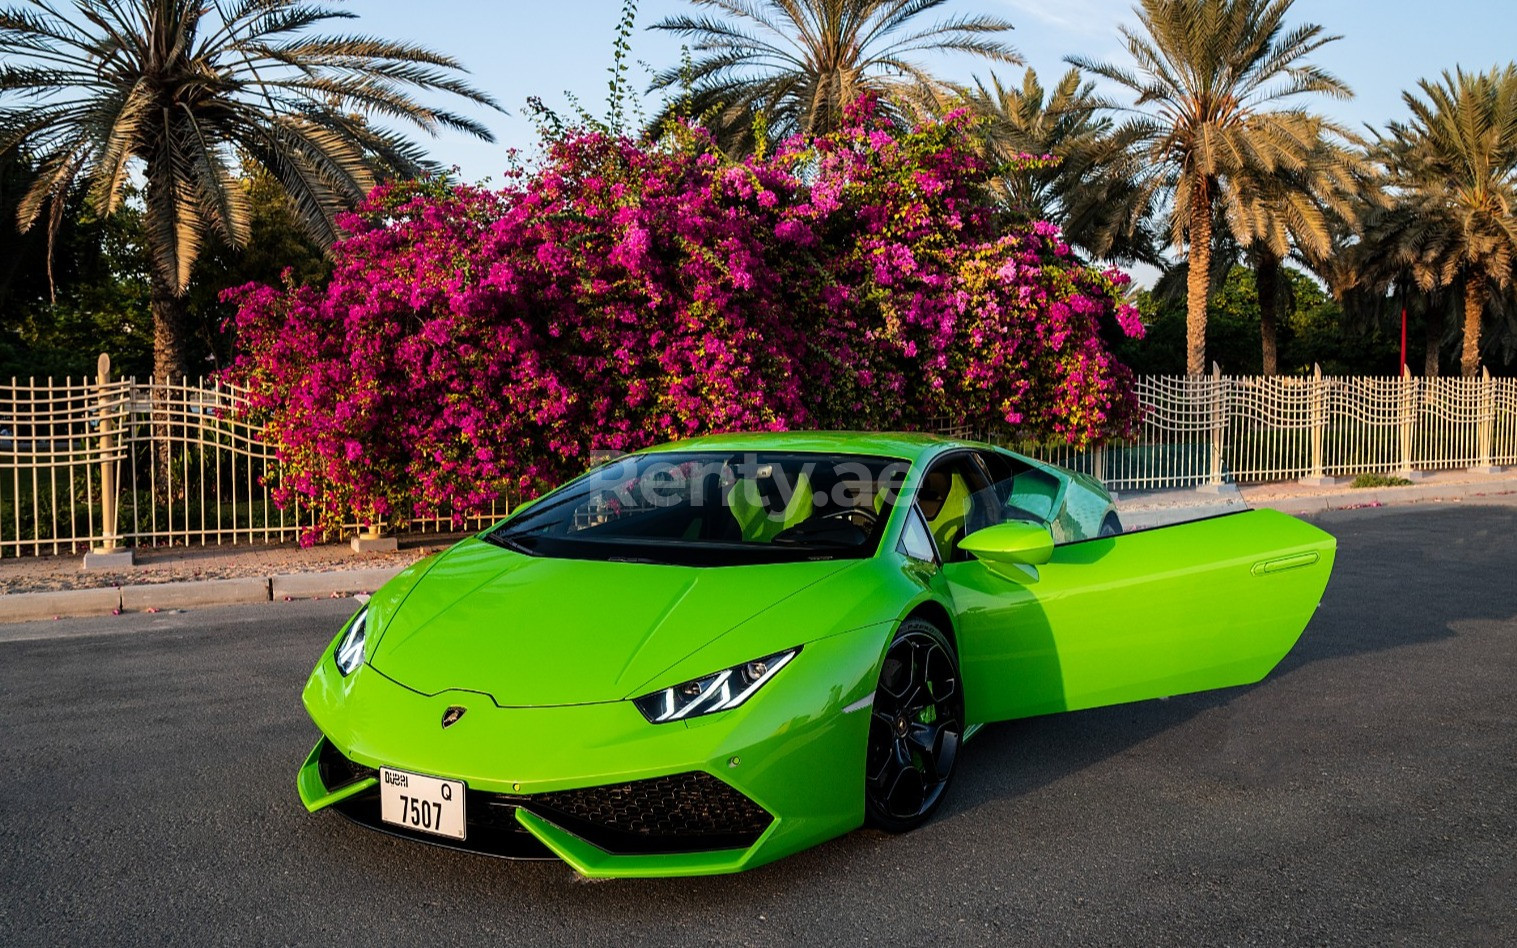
[928,460,1336,725]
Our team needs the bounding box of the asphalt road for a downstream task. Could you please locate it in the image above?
[2,505,1514,947]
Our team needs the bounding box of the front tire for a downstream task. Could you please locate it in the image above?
[864,618,964,833]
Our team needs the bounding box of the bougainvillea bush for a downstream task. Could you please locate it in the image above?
[228,100,1143,537]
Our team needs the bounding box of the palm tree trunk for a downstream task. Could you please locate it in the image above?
[148,268,190,502]
[142,146,193,501]
[1424,312,1440,378]
[1256,252,1281,377]
[143,150,190,387]
[1185,178,1213,376]
[150,269,190,384]
[1460,274,1485,377]
[145,146,189,501]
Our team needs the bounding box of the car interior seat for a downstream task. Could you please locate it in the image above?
[729,470,814,542]
[917,470,973,560]
[684,469,741,541]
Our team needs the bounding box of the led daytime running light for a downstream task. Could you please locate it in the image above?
[635,649,799,724]
[334,606,368,676]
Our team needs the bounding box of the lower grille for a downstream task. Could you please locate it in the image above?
[317,741,772,858]
[317,737,376,790]
[530,772,773,854]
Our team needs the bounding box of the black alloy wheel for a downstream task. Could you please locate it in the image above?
[864,618,963,832]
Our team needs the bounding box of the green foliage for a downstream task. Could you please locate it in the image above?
[0,154,151,379]
[606,0,640,133]
[1116,265,1398,375]
[1357,65,1517,376]
[1286,276,1400,375]
[2,156,325,380]
[1073,0,1353,248]
[1074,0,1354,374]
[1351,473,1413,488]
[958,68,1159,267]
[0,467,103,551]
[522,0,656,142]
[0,0,502,382]
[188,168,331,372]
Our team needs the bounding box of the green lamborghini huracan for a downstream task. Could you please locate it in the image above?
[298,432,1335,878]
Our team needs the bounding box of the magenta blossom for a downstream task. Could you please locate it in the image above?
[227,108,1142,542]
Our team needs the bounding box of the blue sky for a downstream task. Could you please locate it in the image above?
[359,0,1517,184]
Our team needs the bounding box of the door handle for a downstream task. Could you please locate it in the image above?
[1251,552,1320,576]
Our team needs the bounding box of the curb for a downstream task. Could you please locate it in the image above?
[272,568,403,601]
[1117,474,1517,521]
[2,587,124,623]
[1245,482,1517,517]
[121,577,272,611]
[0,565,405,626]
[3,480,1516,627]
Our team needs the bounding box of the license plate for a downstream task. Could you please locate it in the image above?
[379,768,466,840]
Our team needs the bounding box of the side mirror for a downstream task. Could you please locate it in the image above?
[959,521,1054,568]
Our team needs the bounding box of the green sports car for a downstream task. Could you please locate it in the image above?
[298,432,1336,878]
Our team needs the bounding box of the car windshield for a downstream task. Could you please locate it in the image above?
[485,452,909,566]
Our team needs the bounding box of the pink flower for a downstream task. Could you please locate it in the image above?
[226,106,1141,540]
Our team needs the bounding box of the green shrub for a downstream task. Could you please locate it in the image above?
[1350,472,1414,488]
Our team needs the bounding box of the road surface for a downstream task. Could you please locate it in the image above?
[2,505,1513,946]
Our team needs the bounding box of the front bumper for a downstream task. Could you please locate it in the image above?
[297,621,889,878]
[301,737,775,864]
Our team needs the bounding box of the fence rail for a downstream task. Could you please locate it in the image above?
[1009,364,1515,491]
[3,359,1514,557]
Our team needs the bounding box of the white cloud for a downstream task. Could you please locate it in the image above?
[995,0,1140,39]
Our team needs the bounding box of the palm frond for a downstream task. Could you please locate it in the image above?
[0,0,503,304]
[648,0,1015,153]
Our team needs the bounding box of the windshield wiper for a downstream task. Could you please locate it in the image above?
[486,533,532,555]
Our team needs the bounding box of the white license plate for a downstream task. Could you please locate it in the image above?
[379,768,466,840]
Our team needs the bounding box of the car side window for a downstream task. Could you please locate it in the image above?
[915,456,995,563]
[976,450,1056,525]
[897,505,939,564]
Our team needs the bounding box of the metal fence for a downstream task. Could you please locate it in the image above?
[1008,365,1516,492]
[3,359,1514,557]
[0,356,510,558]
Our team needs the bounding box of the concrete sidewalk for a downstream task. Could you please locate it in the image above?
[1115,467,1517,529]
[0,538,450,623]
[3,467,1514,624]
[0,566,414,624]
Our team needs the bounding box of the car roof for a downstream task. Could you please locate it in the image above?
[641,430,989,463]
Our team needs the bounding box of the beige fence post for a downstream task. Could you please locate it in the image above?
[1396,364,1417,479]
[1200,362,1226,492]
[1472,367,1500,474]
[1300,363,1329,484]
[84,353,133,568]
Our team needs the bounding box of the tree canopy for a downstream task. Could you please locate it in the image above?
[649,0,1018,154]
[0,0,502,383]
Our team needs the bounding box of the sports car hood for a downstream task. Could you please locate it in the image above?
[368,537,858,707]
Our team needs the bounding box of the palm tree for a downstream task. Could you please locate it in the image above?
[650,0,1019,155]
[0,0,501,386]
[1072,0,1352,375]
[1367,66,1517,377]
[1232,136,1373,375]
[958,68,1159,266]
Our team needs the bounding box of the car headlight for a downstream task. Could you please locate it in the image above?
[334,605,369,676]
[633,648,799,724]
